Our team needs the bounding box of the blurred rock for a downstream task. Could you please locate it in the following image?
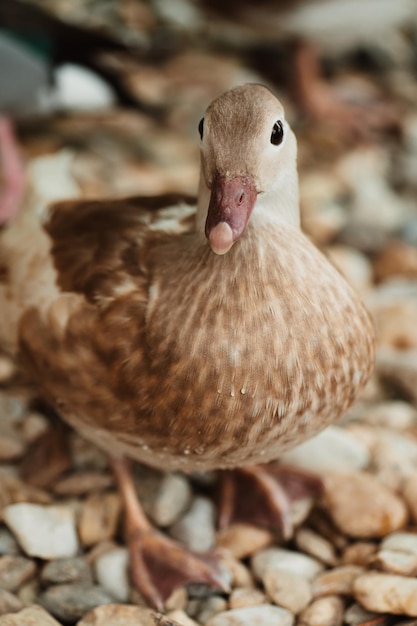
[373,240,417,283]
[205,605,294,626]
[377,347,417,402]
[41,558,93,586]
[0,605,63,625]
[78,492,121,547]
[0,589,23,616]
[229,587,267,610]
[94,547,130,602]
[297,596,344,626]
[4,504,79,559]
[170,496,216,552]
[76,604,162,626]
[311,565,364,597]
[216,524,273,560]
[353,572,417,616]
[251,548,324,582]
[294,528,337,566]
[280,426,369,474]
[263,569,312,614]
[326,244,373,294]
[0,555,36,592]
[39,584,114,623]
[323,472,407,538]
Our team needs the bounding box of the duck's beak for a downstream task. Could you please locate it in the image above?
[205,173,257,255]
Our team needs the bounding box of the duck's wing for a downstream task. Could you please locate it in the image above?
[44,193,195,304]
[0,193,195,428]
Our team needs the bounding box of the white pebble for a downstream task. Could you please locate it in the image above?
[94,547,129,602]
[251,548,324,582]
[151,473,192,527]
[4,503,78,559]
[263,569,312,614]
[354,572,417,616]
[170,496,216,552]
[206,605,294,626]
[280,426,369,474]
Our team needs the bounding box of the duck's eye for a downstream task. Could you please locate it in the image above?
[198,117,204,140]
[270,120,284,146]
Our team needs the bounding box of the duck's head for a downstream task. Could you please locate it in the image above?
[197,83,299,255]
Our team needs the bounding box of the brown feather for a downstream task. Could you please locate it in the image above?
[0,84,374,474]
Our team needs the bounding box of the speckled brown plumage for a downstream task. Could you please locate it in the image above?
[0,84,374,608]
[0,84,374,475]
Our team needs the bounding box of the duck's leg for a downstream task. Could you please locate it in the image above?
[293,41,398,137]
[219,464,323,540]
[111,457,228,611]
[0,117,25,224]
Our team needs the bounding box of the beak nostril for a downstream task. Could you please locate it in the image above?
[237,192,245,205]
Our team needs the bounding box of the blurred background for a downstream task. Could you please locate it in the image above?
[2,3,417,624]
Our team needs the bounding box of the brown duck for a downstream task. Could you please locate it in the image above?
[0,84,374,610]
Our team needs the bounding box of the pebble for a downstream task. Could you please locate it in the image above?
[377,348,417,404]
[134,467,191,527]
[20,411,49,444]
[70,433,108,471]
[337,146,409,233]
[362,401,417,429]
[0,394,26,423]
[375,549,417,576]
[39,583,115,622]
[16,579,39,605]
[323,472,407,537]
[0,555,36,592]
[165,586,188,612]
[78,492,121,547]
[216,524,273,560]
[263,569,312,614]
[401,473,417,522]
[311,565,364,597]
[341,542,377,566]
[280,426,369,474]
[353,571,417,616]
[294,528,337,566]
[4,503,79,559]
[41,557,93,585]
[325,244,373,294]
[94,547,130,602]
[251,548,324,582]
[166,610,200,626]
[220,553,254,588]
[343,603,380,626]
[229,587,267,610]
[0,589,23,616]
[53,472,114,496]
[0,527,20,556]
[0,422,24,462]
[0,356,16,383]
[76,604,161,626]
[297,595,344,626]
[373,239,417,283]
[373,531,417,575]
[151,473,192,527]
[298,171,347,244]
[381,531,417,555]
[170,496,216,552]
[195,596,228,624]
[0,605,63,625]
[205,605,294,626]
[371,430,417,488]
[0,474,51,509]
